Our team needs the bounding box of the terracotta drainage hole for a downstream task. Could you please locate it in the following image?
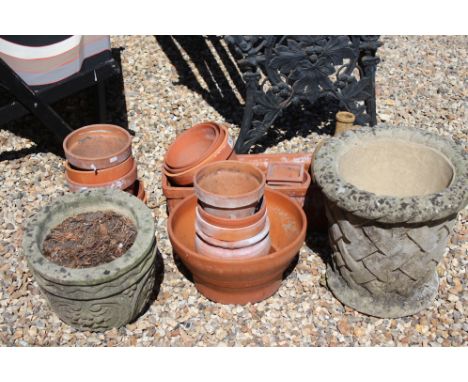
[42,210,137,268]
[199,169,260,196]
[339,138,454,197]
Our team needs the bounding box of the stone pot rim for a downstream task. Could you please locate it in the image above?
[313,125,467,224]
[22,188,155,286]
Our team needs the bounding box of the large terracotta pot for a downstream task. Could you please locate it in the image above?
[22,189,158,331]
[168,189,307,304]
[63,124,132,170]
[313,125,467,318]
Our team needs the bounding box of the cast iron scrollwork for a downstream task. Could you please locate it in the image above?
[225,35,381,153]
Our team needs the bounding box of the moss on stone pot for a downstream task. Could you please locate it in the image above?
[22,189,159,331]
[313,125,467,318]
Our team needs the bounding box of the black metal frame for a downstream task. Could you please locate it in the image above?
[0,55,120,142]
[225,35,381,153]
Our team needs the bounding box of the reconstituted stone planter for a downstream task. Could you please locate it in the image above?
[313,125,467,318]
[22,189,158,331]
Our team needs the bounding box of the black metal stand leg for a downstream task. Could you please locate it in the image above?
[97,80,107,122]
[0,58,72,142]
[234,71,260,154]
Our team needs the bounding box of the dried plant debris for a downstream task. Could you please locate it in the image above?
[42,211,136,268]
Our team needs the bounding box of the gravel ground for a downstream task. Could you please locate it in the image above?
[0,35,466,346]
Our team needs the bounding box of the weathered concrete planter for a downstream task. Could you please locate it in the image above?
[22,189,158,331]
[313,125,467,318]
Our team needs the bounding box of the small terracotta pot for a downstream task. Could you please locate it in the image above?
[164,124,235,186]
[236,153,312,173]
[196,217,270,249]
[164,122,220,171]
[124,179,147,203]
[66,159,137,192]
[162,173,193,214]
[335,111,356,136]
[196,198,266,229]
[168,189,307,304]
[194,161,265,218]
[195,233,271,259]
[65,156,135,185]
[195,206,268,242]
[266,170,311,207]
[266,162,304,184]
[63,124,132,170]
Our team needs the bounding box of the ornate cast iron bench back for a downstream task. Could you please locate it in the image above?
[225,35,381,153]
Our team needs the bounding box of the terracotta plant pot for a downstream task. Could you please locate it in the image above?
[63,124,132,170]
[236,153,312,173]
[266,162,304,184]
[313,125,467,318]
[195,206,269,242]
[195,233,271,259]
[22,189,159,331]
[66,158,137,192]
[164,122,220,172]
[266,170,311,207]
[164,123,236,186]
[65,156,135,185]
[196,198,266,229]
[334,111,356,136]
[194,161,265,218]
[125,179,147,204]
[168,189,307,304]
[162,173,194,214]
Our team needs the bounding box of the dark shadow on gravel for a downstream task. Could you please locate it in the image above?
[0,47,129,160]
[172,251,194,283]
[155,35,244,127]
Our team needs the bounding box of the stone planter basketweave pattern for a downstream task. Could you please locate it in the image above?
[22,189,157,331]
[313,125,467,318]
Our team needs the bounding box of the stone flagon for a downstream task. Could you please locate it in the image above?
[22,189,158,331]
[313,125,467,318]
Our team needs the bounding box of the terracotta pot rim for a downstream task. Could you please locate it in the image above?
[195,206,268,242]
[194,160,266,208]
[196,197,266,228]
[65,156,135,184]
[196,217,270,248]
[163,124,234,186]
[195,234,271,259]
[168,189,306,265]
[164,122,221,171]
[63,124,132,164]
[66,159,137,191]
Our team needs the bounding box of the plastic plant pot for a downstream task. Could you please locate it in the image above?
[167,189,307,305]
[63,124,132,170]
[194,161,266,218]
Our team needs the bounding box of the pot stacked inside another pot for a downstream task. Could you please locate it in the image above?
[63,124,147,202]
[163,122,236,187]
[193,161,271,259]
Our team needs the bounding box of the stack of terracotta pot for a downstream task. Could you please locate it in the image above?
[63,124,147,202]
[193,161,271,259]
[163,121,236,186]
